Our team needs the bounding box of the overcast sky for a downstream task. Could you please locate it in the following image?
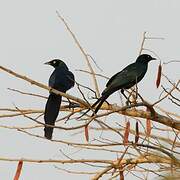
[0,0,179,179]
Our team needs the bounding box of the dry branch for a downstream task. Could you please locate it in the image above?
[0,65,179,131]
[0,65,88,107]
[56,11,100,97]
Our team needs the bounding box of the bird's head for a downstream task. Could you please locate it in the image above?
[136,54,156,64]
[44,59,68,68]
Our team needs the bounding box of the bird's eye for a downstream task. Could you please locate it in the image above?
[53,61,56,64]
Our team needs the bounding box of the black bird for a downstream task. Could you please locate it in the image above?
[44,59,75,139]
[92,54,156,115]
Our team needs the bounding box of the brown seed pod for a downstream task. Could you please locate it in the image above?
[156,63,162,88]
[123,121,130,145]
[85,125,89,142]
[14,160,23,180]
[146,107,151,137]
[135,121,139,143]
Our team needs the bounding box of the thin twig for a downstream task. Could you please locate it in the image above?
[139,31,146,55]
[56,11,100,97]
[7,88,47,99]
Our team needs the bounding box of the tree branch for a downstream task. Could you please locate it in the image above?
[56,11,100,97]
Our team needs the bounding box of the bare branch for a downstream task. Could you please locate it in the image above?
[56,11,100,97]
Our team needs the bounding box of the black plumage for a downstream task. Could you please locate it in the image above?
[92,54,156,115]
[44,59,75,139]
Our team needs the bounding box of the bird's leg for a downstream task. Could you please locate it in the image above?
[121,89,128,99]
[121,89,131,105]
[133,86,138,104]
[105,100,110,105]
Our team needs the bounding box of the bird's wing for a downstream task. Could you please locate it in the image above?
[65,70,75,89]
[106,62,137,87]
[49,71,56,87]
[49,68,75,91]
[103,62,147,96]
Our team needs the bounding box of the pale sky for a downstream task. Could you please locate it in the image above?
[0,0,179,179]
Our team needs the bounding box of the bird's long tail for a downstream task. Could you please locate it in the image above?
[92,94,109,116]
[44,93,62,139]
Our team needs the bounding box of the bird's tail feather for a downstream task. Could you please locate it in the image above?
[44,93,62,139]
[92,94,109,116]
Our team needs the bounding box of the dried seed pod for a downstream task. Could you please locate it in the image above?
[14,161,23,180]
[85,125,89,142]
[135,121,139,143]
[123,121,130,145]
[119,166,124,180]
[156,63,162,88]
[146,108,151,137]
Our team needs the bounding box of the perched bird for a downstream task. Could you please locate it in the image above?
[92,54,156,115]
[44,59,75,139]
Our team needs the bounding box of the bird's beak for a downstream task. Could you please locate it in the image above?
[44,61,50,65]
[151,57,157,61]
